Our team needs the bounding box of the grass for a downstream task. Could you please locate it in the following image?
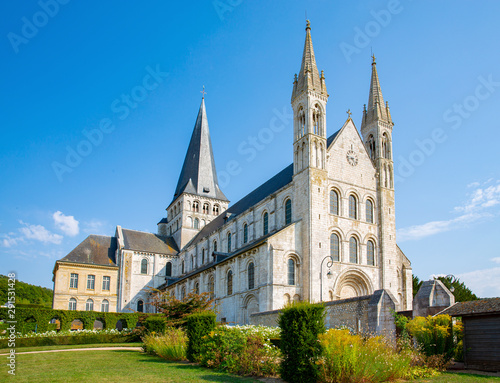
[0,342,143,354]
[1,349,261,382]
[413,372,500,382]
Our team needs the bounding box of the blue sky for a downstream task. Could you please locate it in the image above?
[1,1,499,297]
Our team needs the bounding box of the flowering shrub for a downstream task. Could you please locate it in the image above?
[0,328,132,340]
[142,327,188,361]
[197,325,281,377]
[317,329,415,382]
[406,314,454,360]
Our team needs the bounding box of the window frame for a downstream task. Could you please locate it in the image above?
[85,298,94,311]
[87,275,95,290]
[285,199,292,225]
[349,237,358,263]
[366,199,374,223]
[227,232,232,252]
[367,240,375,266]
[330,190,339,215]
[140,258,148,275]
[227,270,233,295]
[101,299,109,312]
[330,233,340,262]
[248,262,255,290]
[69,298,77,311]
[102,276,110,291]
[349,195,357,219]
[243,223,248,244]
[263,212,269,235]
[69,273,78,289]
[287,259,295,285]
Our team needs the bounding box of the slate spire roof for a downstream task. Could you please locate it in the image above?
[173,97,228,202]
[362,55,393,126]
[292,20,327,102]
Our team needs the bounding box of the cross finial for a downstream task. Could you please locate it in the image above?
[371,54,376,64]
[200,85,207,99]
[347,109,352,119]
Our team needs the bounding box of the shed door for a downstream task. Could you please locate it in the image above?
[464,315,500,371]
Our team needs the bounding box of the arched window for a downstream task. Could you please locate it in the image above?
[208,276,215,299]
[227,232,232,252]
[367,240,375,266]
[349,237,358,263]
[213,205,220,215]
[227,270,233,295]
[191,255,194,270]
[349,195,357,219]
[165,262,172,277]
[194,282,199,295]
[194,218,199,229]
[137,300,144,313]
[213,240,217,252]
[193,201,199,212]
[285,199,292,225]
[181,260,185,274]
[263,212,269,235]
[313,104,322,135]
[180,286,186,301]
[203,203,210,214]
[201,249,205,264]
[366,199,374,223]
[141,259,148,274]
[187,216,193,228]
[248,262,255,290]
[288,259,295,285]
[86,299,94,311]
[297,106,306,138]
[382,133,391,159]
[68,298,77,311]
[330,233,340,262]
[367,135,376,160]
[330,190,339,215]
[243,224,248,244]
[101,299,109,312]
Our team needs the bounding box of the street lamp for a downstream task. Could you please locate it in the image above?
[320,255,334,302]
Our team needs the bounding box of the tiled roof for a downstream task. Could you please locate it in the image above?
[121,229,179,254]
[439,298,500,316]
[59,235,117,267]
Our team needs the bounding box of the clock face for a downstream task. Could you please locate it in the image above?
[346,150,358,166]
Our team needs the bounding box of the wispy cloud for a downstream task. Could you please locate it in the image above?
[83,219,110,235]
[457,267,500,298]
[397,179,500,242]
[491,257,500,264]
[53,211,79,236]
[19,221,63,244]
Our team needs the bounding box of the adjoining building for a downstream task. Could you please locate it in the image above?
[53,21,413,330]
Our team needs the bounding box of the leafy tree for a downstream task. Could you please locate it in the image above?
[0,275,53,307]
[436,275,478,302]
[412,275,422,298]
[149,290,214,327]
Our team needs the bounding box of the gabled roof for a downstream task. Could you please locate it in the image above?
[58,235,117,267]
[172,98,228,204]
[185,163,294,249]
[121,228,179,254]
[439,298,500,317]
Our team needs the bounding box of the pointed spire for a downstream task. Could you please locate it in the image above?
[363,55,392,125]
[292,20,327,102]
[173,97,228,203]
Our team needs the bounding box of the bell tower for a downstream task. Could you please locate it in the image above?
[291,20,329,174]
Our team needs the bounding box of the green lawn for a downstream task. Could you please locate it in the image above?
[0,342,143,354]
[1,349,261,382]
[413,372,500,383]
[2,348,499,383]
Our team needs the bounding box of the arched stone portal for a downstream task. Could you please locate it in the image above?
[334,270,373,300]
[242,295,259,324]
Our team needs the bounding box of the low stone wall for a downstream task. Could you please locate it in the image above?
[250,289,396,336]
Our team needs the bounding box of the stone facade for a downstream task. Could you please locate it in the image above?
[53,22,413,326]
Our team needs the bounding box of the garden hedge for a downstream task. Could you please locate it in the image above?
[278,301,325,383]
[0,307,143,334]
[186,311,216,362]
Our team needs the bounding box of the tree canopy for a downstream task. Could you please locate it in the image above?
[0,275,53,308]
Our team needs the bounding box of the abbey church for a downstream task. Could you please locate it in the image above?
[52,21,412,325]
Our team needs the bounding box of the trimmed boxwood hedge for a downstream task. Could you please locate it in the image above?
[278,301,325,383]
[186,311,216,362]
[0,307,143,334]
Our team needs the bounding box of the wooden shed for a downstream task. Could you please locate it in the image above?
[440,298,500,372]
